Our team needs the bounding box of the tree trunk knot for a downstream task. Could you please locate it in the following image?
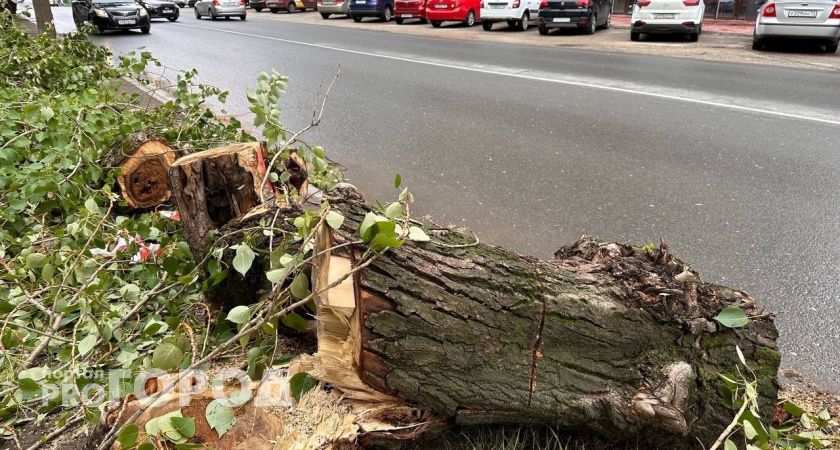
[631,362,694,435]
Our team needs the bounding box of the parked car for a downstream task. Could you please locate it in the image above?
[752,0,840,52]
[395,0,427,22]
[318,0,350,17]
[249,0,266,10]
[426,0,480,26]
[536,0,611,34]
[71,0,151,33]
[139,0,180,20]
[349,0,395,21]
[481,0,539,30]
[629,0,704,41]
[173,0,186,6]
[266,0,316,12]
[194,0,246,19]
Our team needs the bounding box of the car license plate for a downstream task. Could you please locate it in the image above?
[163,8,173,11]
[401,13,412,16]
[118,19,136,24]
[653,13,676,18]
[788,9,817,17]
[490,3,505,7]
[552,17,570,22]
[435,3,446,7]
[355,0,365,3]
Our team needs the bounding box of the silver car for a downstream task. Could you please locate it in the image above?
[194,0,247,19]
[753,0,840,52]
[318,0,349,18]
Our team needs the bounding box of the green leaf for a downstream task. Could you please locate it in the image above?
[247,347,266,381]
[205,400,236,438]
[384,202,403,219]
[368,221,403,251]
[408,226,430,242]
[736,345,747,366]
[325,211,344,230]
[394,173,402,189]
[801,413,814,430]
[84,197,100,215]
[266,267,290,284]
[290,272,310,300]
[282,313,309,332]
[117,424,139,448]
[40,106,54,121]
[359,212,386,243]
[232,244,255,276]
[25,252,48,269]
[151,342,184,371]
[289,372,318,402]
[226,306,251,325]
[120,283,140,301]
[170,416,196,439]
[157,411,187,443]
[77,333,97,357]
[724,439,737,450]
[743,419,758,440]
[714,306,749,328]
[818,409,831,421]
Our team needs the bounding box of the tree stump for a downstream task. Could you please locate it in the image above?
[100,132,177,209]
[168,142,275,260]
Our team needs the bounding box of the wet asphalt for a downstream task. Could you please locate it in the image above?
[48,6,840,391]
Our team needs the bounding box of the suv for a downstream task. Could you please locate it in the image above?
[481,0,539,30]
[537,0,611,34]
[630,0,705,41]
[349,0,395,21]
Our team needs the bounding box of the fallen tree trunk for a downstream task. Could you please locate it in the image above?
[210,185,779,448]
[99,132,177,209]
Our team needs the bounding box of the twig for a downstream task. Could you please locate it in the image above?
[24,414,84,450]
[708,396,749,450]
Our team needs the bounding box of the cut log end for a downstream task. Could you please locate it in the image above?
[104,133,177,209]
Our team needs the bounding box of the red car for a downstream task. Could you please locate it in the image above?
[425,0,479,26]
[394,0,427,23]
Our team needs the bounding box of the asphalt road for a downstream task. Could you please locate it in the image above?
[48,7,840,391]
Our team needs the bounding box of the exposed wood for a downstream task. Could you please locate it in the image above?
[220,185,780,448]
[100,132,177,209]
[168,142,273,260]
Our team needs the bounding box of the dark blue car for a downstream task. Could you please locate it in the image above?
[349,0,394,21]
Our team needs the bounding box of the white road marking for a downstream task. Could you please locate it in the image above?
[176,22,840,127]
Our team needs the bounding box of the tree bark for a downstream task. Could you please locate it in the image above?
[168,142,274,261]
[31,0,55,35]
[221,186,779,448]
[100,132,177,210]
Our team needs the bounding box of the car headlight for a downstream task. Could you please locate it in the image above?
[138,7,149,15]
[94,7,109,17]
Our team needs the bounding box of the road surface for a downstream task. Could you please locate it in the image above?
[47,7,840,390]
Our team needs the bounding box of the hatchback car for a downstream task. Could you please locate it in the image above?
[194,0,246,18]
[537,0,611,34]
[426,0,480,26]
[349,0,395,21]
[395,0,427,22]
[481,0,539,30]
[250,0,266,10]
[318,0,350,17]
[753,0,840,52]
[266,0,316,12]
[630,0,704,41]
[139,0,180,20]
[71,0,151,32]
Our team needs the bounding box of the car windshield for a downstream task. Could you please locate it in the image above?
[91,0,136,4]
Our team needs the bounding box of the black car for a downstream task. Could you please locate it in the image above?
[139,0,180,20]
[71,0,151,33]
[249,0,266,10]
[537,0,611,35]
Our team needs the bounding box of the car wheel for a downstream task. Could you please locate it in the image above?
[240,14,246,19]
[352,15,362,21]
[395,17,403,24]
[420,17,428,23]
[697,23,701,34]
[431,19,441,27]
[321,12,330,18]
[464,9,474,26]
[688,31,698,42]
[630,31,640,41]
[825,41,838,53]
[286,1,295,12]
[381,5,392,20]
[210,8,218,18]
[482,20,492,30]
[538,23,547,35]
[194,6,200,17]
[255,6,262,10]
[141,25,150,33]
[584,14,595,34]
[518,11,528,30]
[168,15,177,20]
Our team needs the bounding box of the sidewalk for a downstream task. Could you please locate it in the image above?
[611,13,755,34]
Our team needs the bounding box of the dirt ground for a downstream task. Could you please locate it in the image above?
[245,10,840,72]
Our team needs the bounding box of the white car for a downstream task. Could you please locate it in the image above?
[753,0,840,53]
[480,0,540,30]
[630,0,705,41]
